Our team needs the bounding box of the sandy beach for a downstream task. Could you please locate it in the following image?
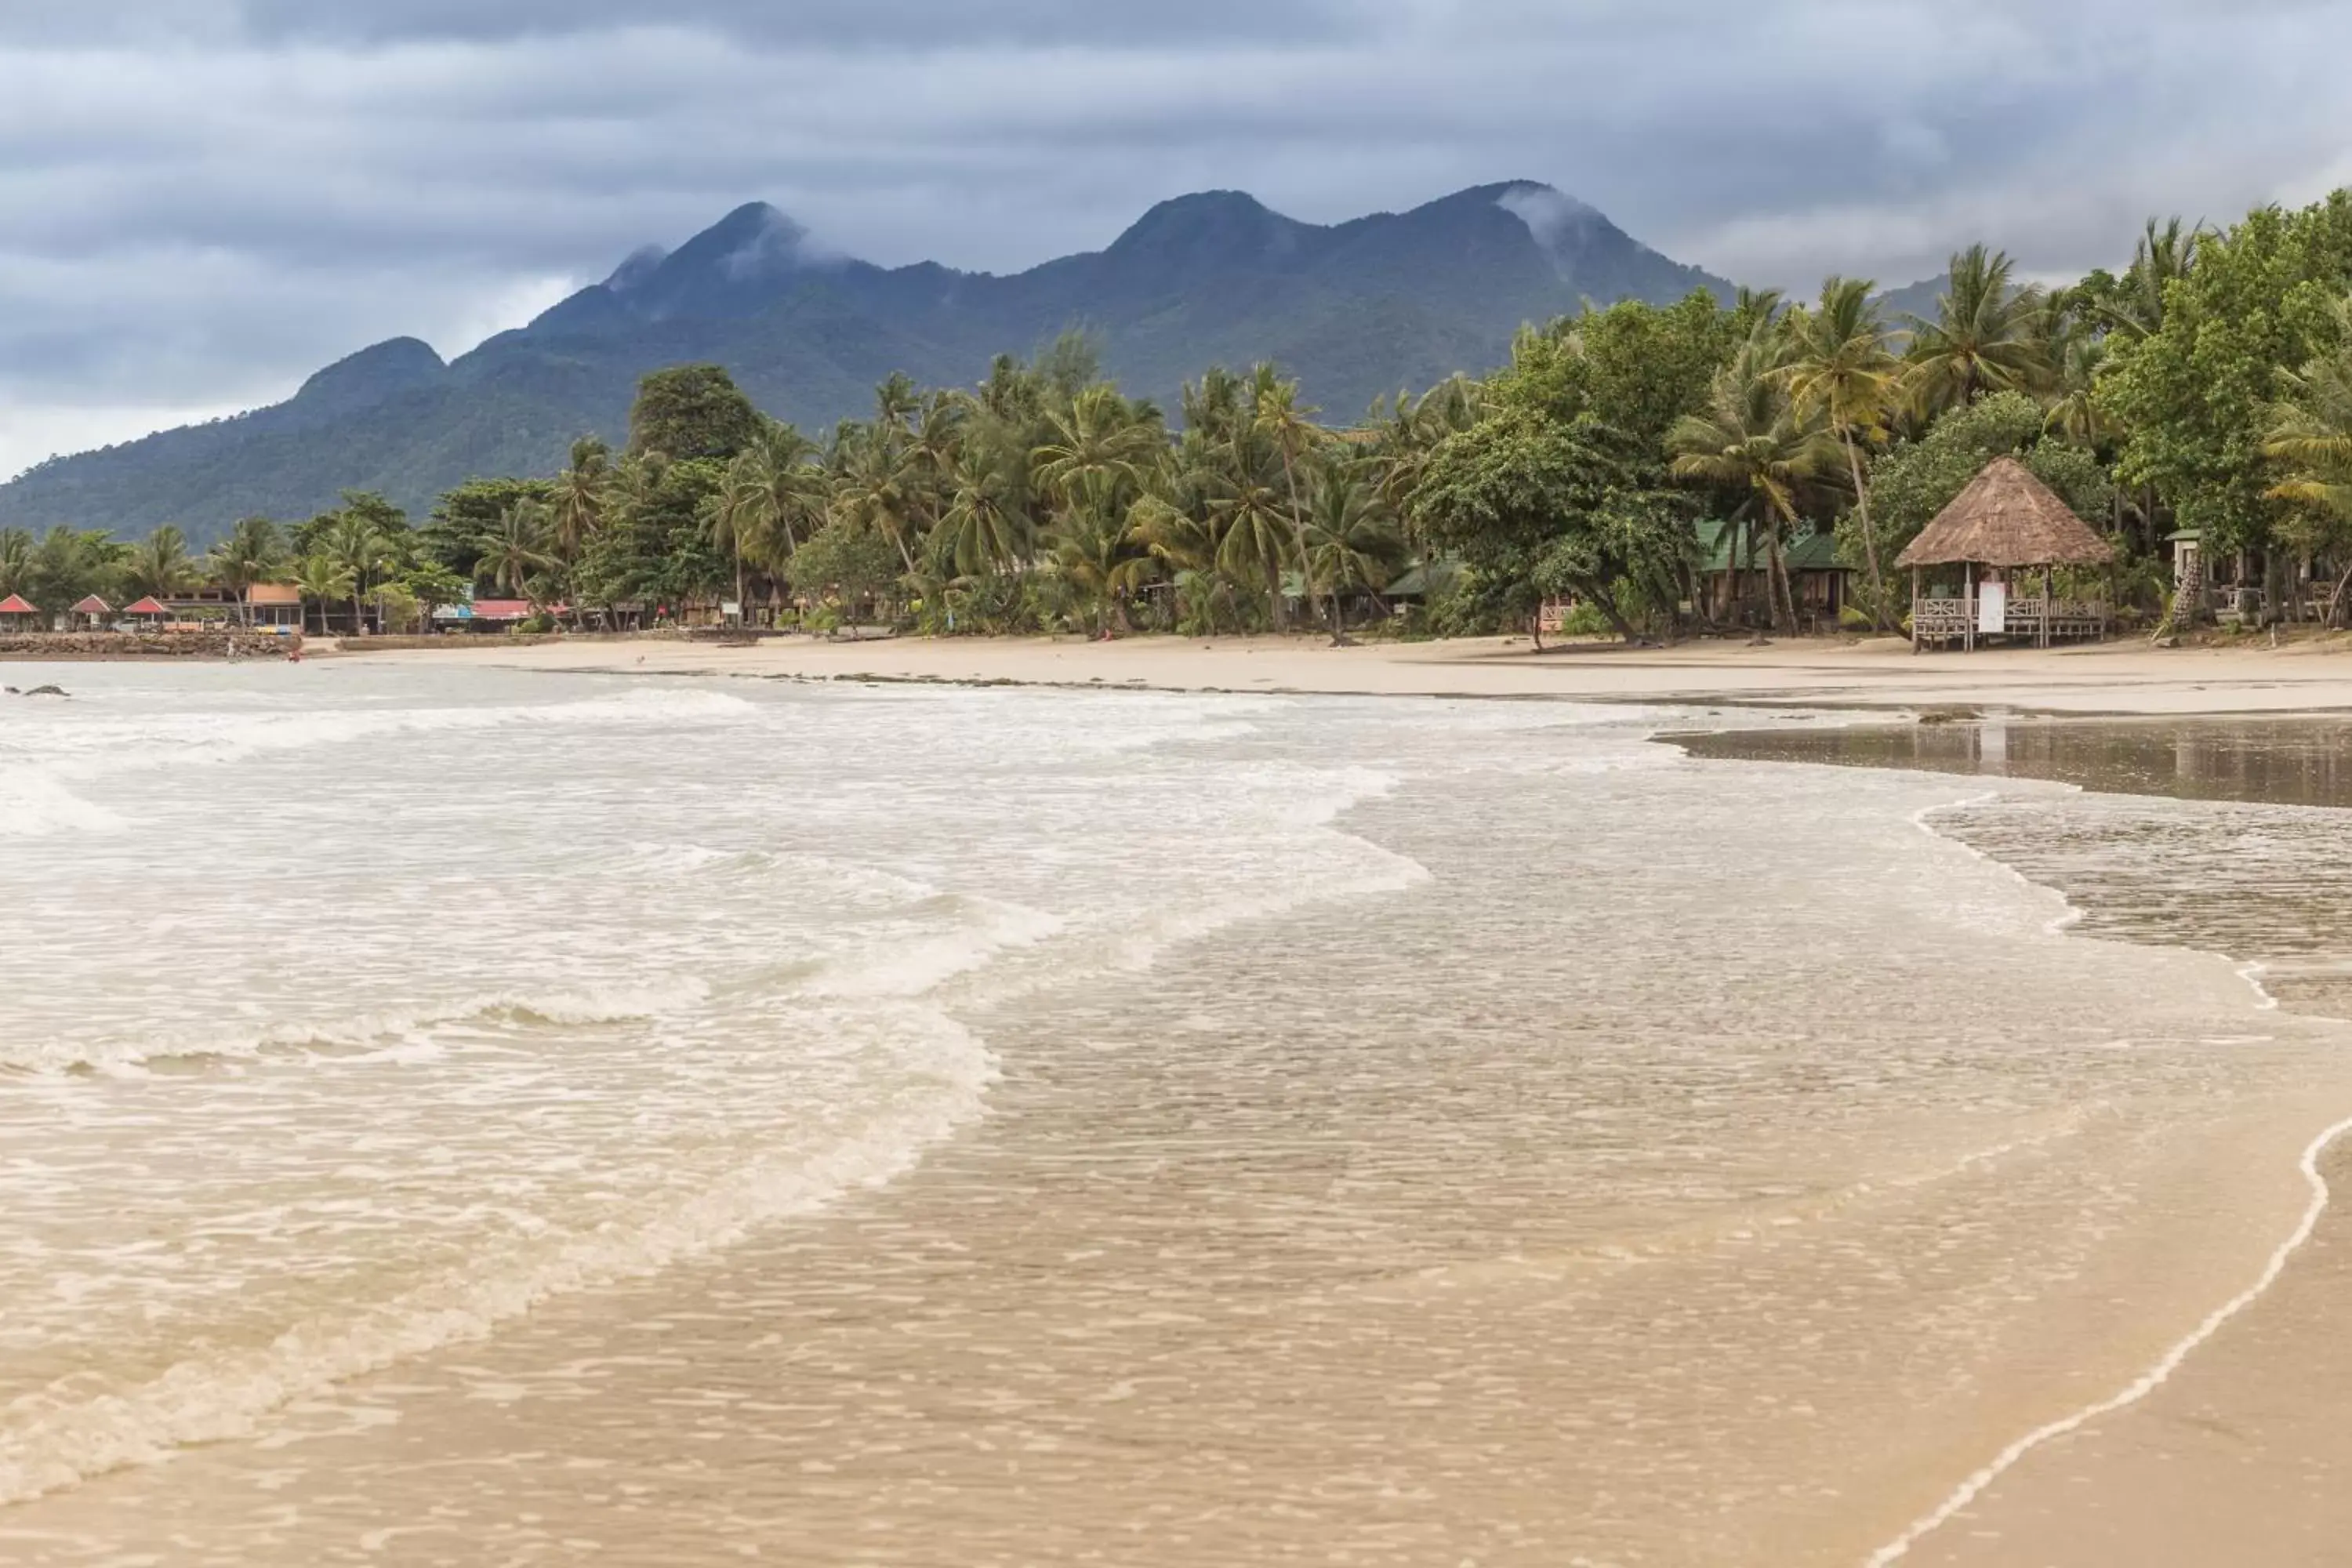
[338,629,2352,717]
[339,631,2352,1561]
[14,641,2352,1565]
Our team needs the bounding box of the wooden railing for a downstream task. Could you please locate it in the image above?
[1911,598,1971,642]
[1911,597,2107,645]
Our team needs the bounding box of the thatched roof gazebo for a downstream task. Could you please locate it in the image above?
[1896,457,2116,651]
[0,593,38,631]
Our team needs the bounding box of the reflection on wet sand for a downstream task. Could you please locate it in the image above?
[1677,714,2352,811]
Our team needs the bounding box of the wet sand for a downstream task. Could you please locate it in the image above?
[336,631,2352,717]
[1697,716,2352,1564]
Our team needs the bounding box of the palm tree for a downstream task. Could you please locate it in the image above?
[293,554,356,635]
[2044,329,2116,448]
[1303,465,1402,641]
[1033,387,1167,515]
[1781,278,1900,626]
[208,517,285,626]
[1248,366,1327,633]
[1669,337,1834,635]
[741,424,827,578]
[0,528,31,601]
[834,427,923,572]
[1210,459,1297,630]
[487,500,557,609]
[1904,245,2051,416]
[935,448,1029,578]
[550,437,611,561]
[124,525,198,601]
[2097,217,2201,342]
[706,457,764,612]
[325,512,388,635]
[1046,506,1156,638]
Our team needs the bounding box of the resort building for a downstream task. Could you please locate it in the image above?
[430,597,564,631]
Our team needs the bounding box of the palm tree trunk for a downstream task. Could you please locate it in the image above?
[1842,429,1889,630]
[1738,521,1757,626]
[1277,450,1319,637]
[1769,531,1796,635]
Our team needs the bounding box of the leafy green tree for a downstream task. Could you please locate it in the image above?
[1848,390,2115,572]
[27,528,124,616]
[1412,410,1686,643]
[399,560,470,632]
[627,364,764,461]
[1494,290,1736,446]
[788,516,902,631]
[2102,194,2352,553]
[423,478,550,582]
[2263,296,2352,621]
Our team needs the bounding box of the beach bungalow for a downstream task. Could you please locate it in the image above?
[122,596,170,630]
[1896,458,2115,651]
[1695,520,1853,629]
[0,593,40,632]
[70,594,113,630]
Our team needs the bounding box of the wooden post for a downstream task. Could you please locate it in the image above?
[1965,561,1976,652]
[2041,564,2052,648]
[1910,566,1920,653]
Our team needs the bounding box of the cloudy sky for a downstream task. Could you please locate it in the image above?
[5,0,2349,478]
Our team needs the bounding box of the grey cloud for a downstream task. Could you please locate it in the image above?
[5,0,2352,477]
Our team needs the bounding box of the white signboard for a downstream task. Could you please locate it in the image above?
[1977,579,2007,633]
[720,601,742,617]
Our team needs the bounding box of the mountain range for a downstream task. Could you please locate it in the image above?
[2,180,1744,543]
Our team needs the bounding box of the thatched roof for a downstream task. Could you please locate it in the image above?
[1895,457,2115,568]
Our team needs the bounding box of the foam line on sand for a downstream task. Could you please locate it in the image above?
[1866,1109,2352,1565]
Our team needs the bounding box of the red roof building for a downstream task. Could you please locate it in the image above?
[0,593,36,617]
[122,596,169,616]
[71,595,114,615]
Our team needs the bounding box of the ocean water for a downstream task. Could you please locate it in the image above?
[3,666,2350,1566]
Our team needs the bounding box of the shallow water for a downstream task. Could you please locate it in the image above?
[5,670,2350,1565]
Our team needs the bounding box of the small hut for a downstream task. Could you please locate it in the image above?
[122,596,170,629]
[0,593,40,632]
[1896,458,2115,651]
[70,594,114,631]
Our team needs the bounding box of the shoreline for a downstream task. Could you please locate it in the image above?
[1701,718,2352,1562]
[310,631,2352,717]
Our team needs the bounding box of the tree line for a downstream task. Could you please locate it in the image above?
[13,190,2352,641]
